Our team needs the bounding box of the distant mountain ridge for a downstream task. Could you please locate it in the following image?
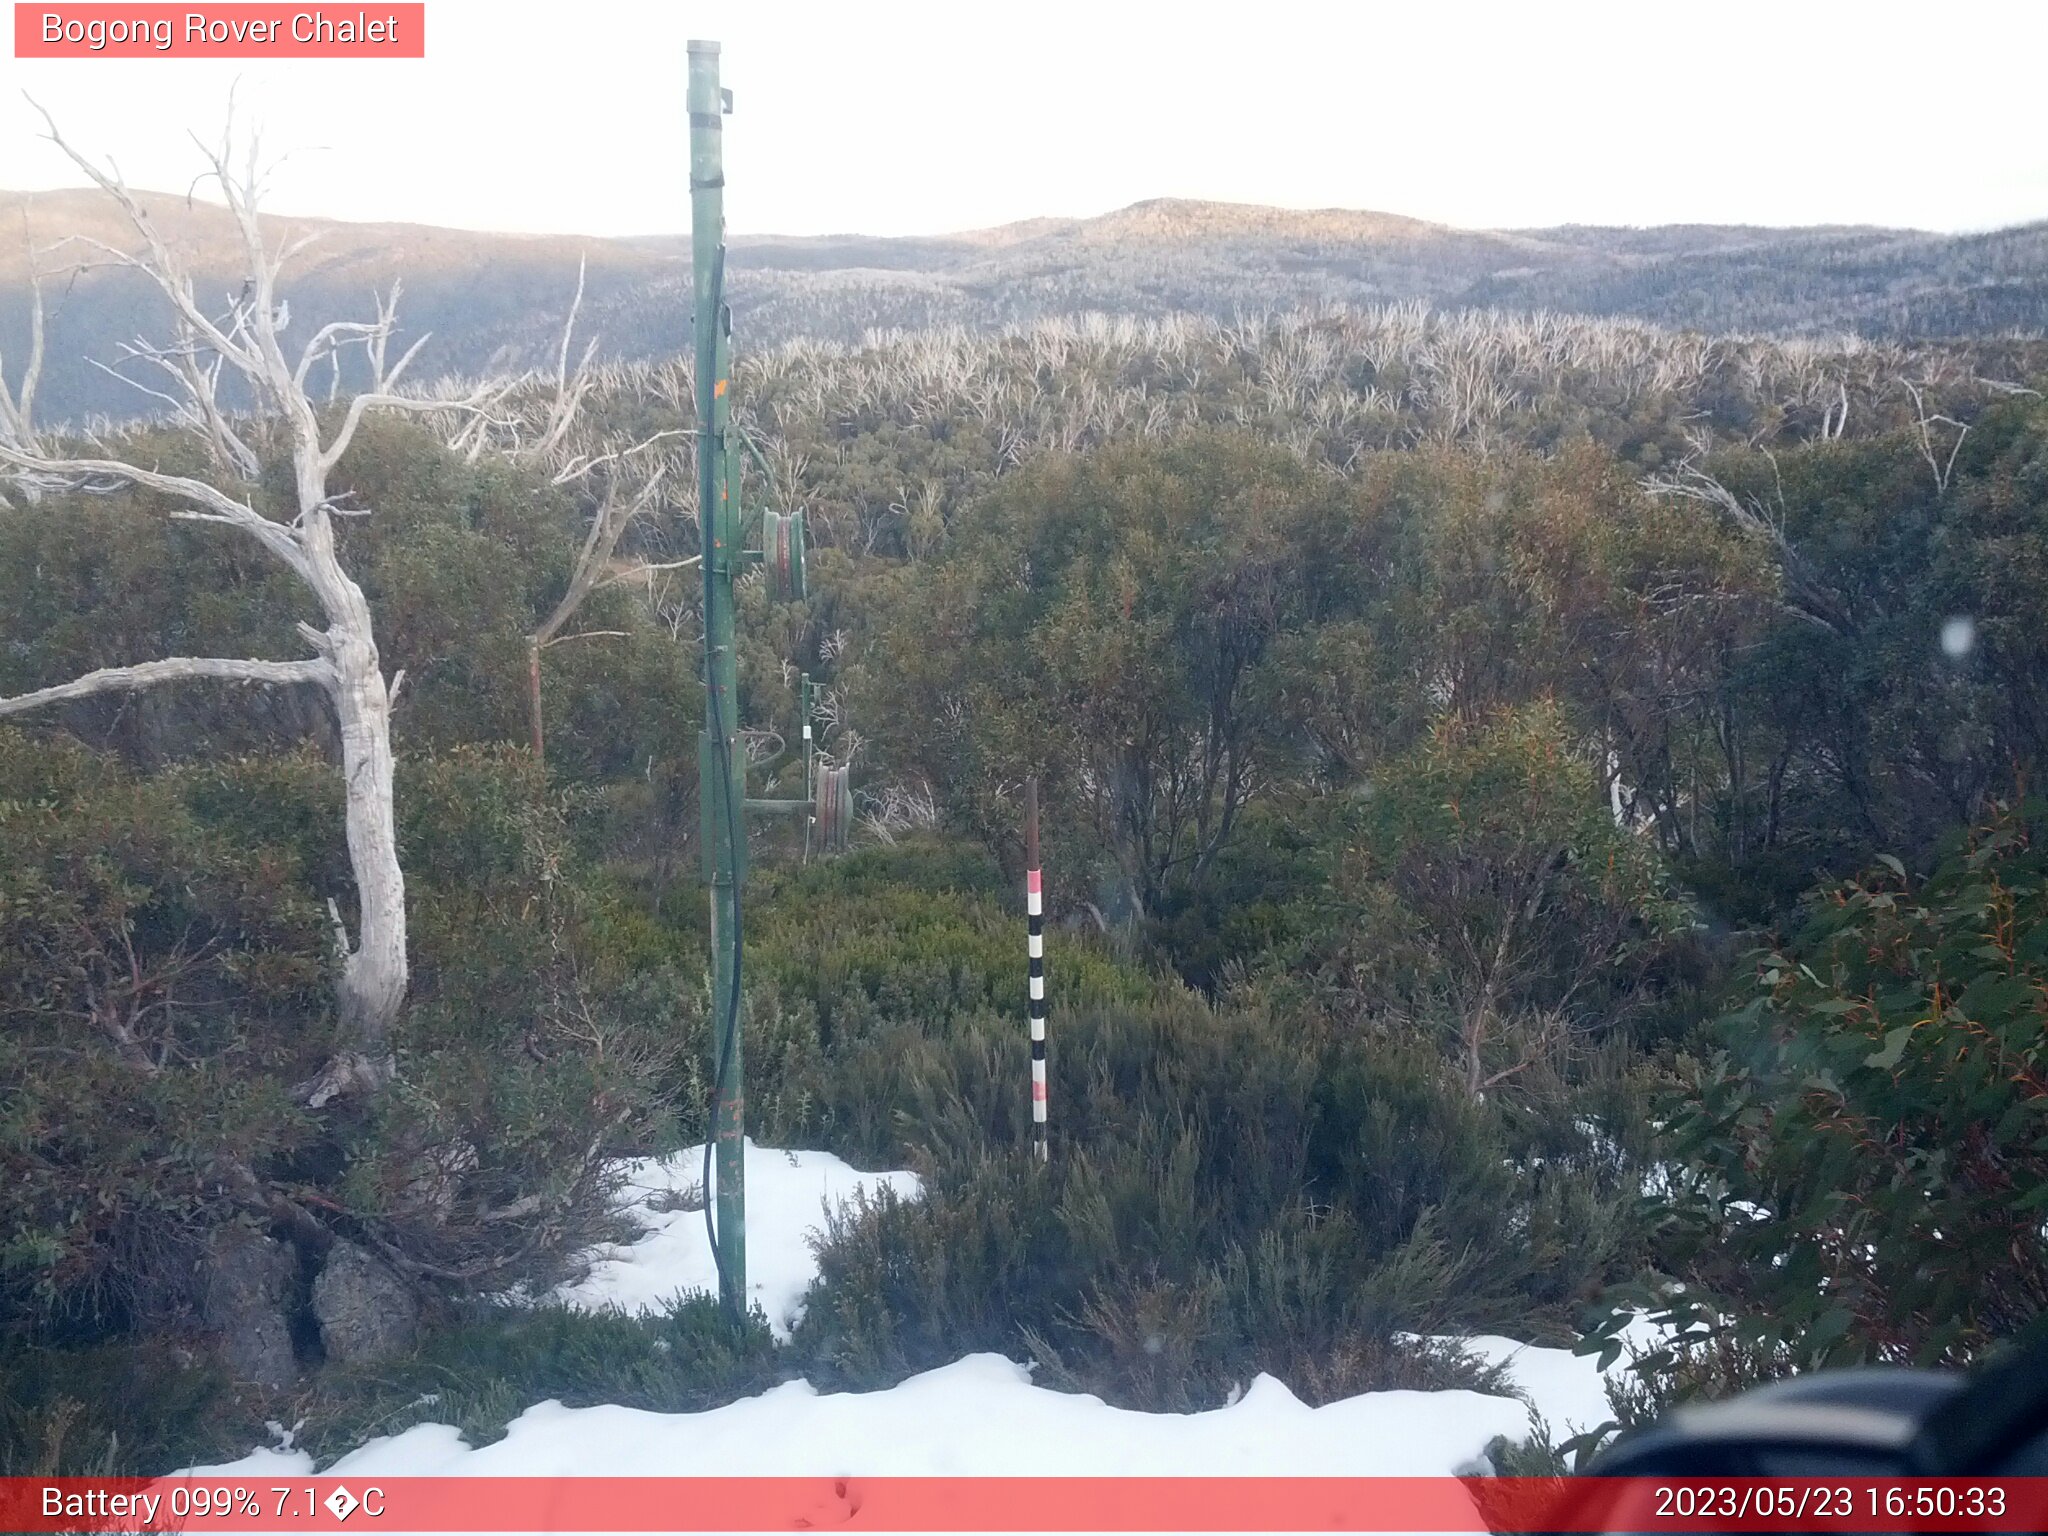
[3,189,2043,423]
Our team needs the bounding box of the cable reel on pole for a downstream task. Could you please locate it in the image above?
[758,508,807,603]
[814,761,854,855]
[799,671,851,855]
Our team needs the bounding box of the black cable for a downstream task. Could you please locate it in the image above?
[702,664,743,1315]
[699,243,744,1319]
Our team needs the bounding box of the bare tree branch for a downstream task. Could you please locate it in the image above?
[0,655,333,717]
[523,454,671,762]
[28,99,266,392]
[320,378,507,473]
[539,629,631,649]
[0,441,310,573]
[521,255,599,465]
[1897,377,1968,494]
[0,219,47,473]
[1644,457,1852,635]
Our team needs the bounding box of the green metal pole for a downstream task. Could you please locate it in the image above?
[689,37,745,1318]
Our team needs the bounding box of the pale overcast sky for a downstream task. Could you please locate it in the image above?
[4,0,2045,238]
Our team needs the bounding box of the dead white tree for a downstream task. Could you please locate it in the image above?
[0,230,47,501]
[1897,377,1968,494]
[503,276,697,762]
[526,256,600,466]
[1644,456,1853,637]
[0,108,506,1108]
[1819,379,1849,442]
[525,455,692,761]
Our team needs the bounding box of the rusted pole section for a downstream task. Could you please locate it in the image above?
[1026,777,1047,1162]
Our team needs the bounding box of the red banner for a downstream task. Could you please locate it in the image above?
[14,4,425,58]
[6,1476,2048,1532]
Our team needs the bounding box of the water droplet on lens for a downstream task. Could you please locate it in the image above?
[1941,616,1975,659]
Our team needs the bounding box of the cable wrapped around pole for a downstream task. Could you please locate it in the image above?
[689,36,747,1317]
[1026,776,1047,1162]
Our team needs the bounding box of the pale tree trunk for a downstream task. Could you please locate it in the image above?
[297,510,407,1103]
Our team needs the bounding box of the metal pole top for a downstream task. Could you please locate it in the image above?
[688,38,721,54]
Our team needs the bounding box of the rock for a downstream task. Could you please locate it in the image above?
[200,1225,298,1390]
[312,1240,418,1365]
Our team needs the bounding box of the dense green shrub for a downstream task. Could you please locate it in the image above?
[1588,801,2048,1375]
[0,1338,230,1476]
[0,731,688,1345]
[0,730,329,1332]
[859,431,1386,918]
[1295,703,1688,1101]
[295,1298,782,1462]
[736,839,1165,1162]
[794,995,1638,1410]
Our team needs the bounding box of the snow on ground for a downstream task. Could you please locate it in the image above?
[1434,1322,1668,1441]
[185,1354,1534,1480]
[180,1141,1658,1485]
[544,1139,922,1342]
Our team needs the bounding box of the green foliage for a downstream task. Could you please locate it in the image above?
[1615,403,2048,901]
[10,299,2048,1470]
[732,839,1163,1164]
[295,1298,782,1462]
[1299,704,1686,1099]
[1591,802,2048,1374]
[0,729,688,1340]
[1145,796,1336,991]
[793,995,1637,1410]
[0,729,327,1331]
[862,431,1379,917]
[0,1338,231,1476]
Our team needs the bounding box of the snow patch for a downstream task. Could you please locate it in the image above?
[184,1352,1534,1480]
[1422,1314,1674,1440]
[177,1142,1666,1486]
[545,1139,922,1342]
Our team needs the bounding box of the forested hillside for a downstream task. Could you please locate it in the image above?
[5,187,2045,424]
[6,227,2048,1476]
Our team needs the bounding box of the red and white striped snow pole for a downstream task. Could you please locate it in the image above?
[1026,776,1048,1163]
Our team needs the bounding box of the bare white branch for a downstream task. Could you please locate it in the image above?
[320,378,509,473]
[0,223,47,472]
[0,655,333,717]
[1897,378,1968,494]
